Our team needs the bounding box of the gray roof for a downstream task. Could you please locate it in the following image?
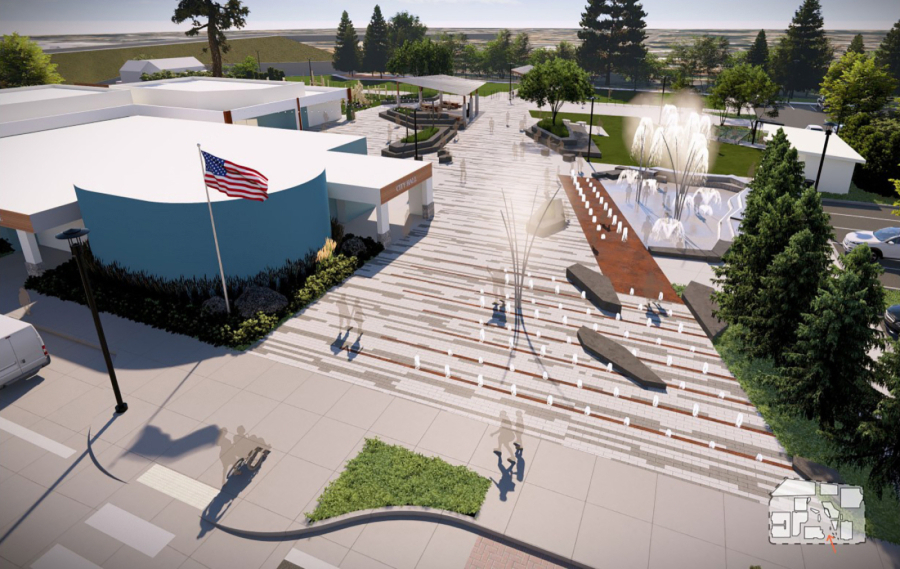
[397,75,486,96]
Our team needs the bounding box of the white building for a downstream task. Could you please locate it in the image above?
[762,124,865,195]
[0,78,432,278]
[119,57,207,83]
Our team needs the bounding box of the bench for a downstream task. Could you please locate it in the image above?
[681,281,727,341]
[577,326,667,390]
[566,263,621,313]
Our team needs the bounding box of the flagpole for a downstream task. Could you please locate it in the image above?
[197,144,231,315]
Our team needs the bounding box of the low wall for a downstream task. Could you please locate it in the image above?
[382,124,458,158]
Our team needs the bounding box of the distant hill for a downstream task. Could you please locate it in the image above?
[51,36,331,84]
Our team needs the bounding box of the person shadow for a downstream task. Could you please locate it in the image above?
[348,333,362,361]
[492,453,516,502]
[331,329,351,355]
[199,426,271,538]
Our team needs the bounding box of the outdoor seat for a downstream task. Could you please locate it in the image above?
[577,326,667,390]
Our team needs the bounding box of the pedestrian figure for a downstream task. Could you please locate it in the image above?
[387,123,392,145]
[18,287,32,315]
[513,410,525,453]
[460,157,467,184]
[577,156,584,175]
[489,117,495,134]
[337,293,351,331]
[351,298,365,336]
[625,183,633,204]
[512,141,518,161]
[519,118,525,132]
[642,215,653,244]
[492,411,517,465]
[506,111,510,128]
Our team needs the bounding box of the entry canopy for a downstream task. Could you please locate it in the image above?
[398,75,486,96]
[511,65,534,76]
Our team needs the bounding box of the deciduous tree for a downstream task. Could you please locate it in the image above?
[385,38,452,77]
[518,59,592,125]
[840,114,900,194]
[820,52,897,123]
[172,0,249,78]
[0,33,63,87]
[387,11,427,55]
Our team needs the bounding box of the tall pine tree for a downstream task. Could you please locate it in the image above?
[776,245,884,428]
[782,0,833,93]
[362,5,389,75]
[577,0,615,82]
[875,20,900,92]
[846,33,865,54]
[747,30,769,68]
[617,0,649,89]
[333,11,360,73]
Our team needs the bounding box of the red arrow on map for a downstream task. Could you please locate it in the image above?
[826,535,836,553]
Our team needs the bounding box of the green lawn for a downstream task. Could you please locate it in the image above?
[884,288,900,310]
[306,439,491,521]
[715,326,900,544]
[529,110,761,176]
[52,36,331,84]
[478,82,514,96]
[820,182,897,206]
[401,126,439,143]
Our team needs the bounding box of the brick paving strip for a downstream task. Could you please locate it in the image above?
[466,536,567,569]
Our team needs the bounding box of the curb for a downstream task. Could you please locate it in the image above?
[204,506,590,569]
[821,198,896,209]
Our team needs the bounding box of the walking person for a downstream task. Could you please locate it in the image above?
[506,111,510,128]
[489,117,495,134]
[460,157,467,184]
[642,215,653,245]
[492,411,517,465]
[513,410,525,453]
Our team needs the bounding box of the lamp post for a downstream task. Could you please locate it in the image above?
[508,63,513,103]
[55,228,127,414]
[587,96,596,164]
[814,122,836,191]
[307,58,313,83]
[413,105,420,161]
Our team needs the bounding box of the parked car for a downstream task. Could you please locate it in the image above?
[885,305,900,335]
[843,227,900,260]
[0,315,50,388]
[805,124,824,131]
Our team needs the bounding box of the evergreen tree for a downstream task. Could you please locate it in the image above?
[875,20,900,92]
[847,33,865,54]
[172,0,249,77]
[747,30,769,68]
[833,341,900,499]
[616,0,649,89]
[387,11,427,55]
[714,129,806,332]
[0,33,63,87]
[776,245,884,428]
[577,0,616,82]
[333,11,360,73]
[782,0,833,94]
[362,5,389,75]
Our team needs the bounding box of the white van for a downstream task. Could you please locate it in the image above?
[0,315,51,388]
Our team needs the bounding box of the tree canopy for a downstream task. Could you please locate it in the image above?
[385,38,452,77]
[747,30,769,68]
[577,0,648,86]
[518,58,592,125]
[847,33,865,55]
[388,11,427,54]
[333,10,360,73]
[362,5,390,74]
[771,0,833,94]
[0,33,63,87]
[820,51,897,122]
[172,0,249,77]
[875,20,900,92]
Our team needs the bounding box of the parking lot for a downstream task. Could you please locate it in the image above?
[825,199,900,290]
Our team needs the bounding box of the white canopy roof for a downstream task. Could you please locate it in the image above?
[398,75,486,96]
[762,124,865,164]
[120,57,205,73]
[511,65,533,75]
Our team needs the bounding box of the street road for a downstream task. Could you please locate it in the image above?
[825,199,900,289]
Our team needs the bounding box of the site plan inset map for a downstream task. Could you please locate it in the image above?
[769,478,867,545]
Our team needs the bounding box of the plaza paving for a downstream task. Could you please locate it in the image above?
[0,97,897,569]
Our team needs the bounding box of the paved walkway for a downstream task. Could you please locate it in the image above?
[0,99,897,569]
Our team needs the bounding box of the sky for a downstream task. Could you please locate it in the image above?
[1,0,898,36]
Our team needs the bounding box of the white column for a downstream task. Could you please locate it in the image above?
[17,230,44,276]
[418,86,423,106]
[396,83,400,107]
[475,92,480,115]
[422,178,434,219]
[376,203,391,246]
[408,181,423,216]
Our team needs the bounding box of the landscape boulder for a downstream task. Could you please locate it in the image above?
[201,296,228,317]
[235,286,288,319]
[340,236,367,258]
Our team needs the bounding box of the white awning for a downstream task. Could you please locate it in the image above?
[511,65,533,76]
[397,75,486,96]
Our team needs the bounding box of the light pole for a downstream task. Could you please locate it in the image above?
[587,96,596,164]
[307,58,313,83]
[814,122,836,191]
[508,63,513,103]
[413,105,420,161]
[55,228,128,415]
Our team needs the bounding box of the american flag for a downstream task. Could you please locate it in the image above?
[202,151,269,202]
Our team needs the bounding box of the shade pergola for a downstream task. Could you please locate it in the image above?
[392,75,487,126]
[511,65,533,76]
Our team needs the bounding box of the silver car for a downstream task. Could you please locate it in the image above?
[842,227,900,260]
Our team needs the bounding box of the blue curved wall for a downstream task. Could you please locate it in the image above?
[74,169,330,280]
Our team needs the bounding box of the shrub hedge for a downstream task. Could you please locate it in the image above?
[0,237,13,256]
[25,236,383,349]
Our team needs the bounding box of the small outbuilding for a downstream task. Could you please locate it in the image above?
[119,57,206,83]
[761,124,865,195]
